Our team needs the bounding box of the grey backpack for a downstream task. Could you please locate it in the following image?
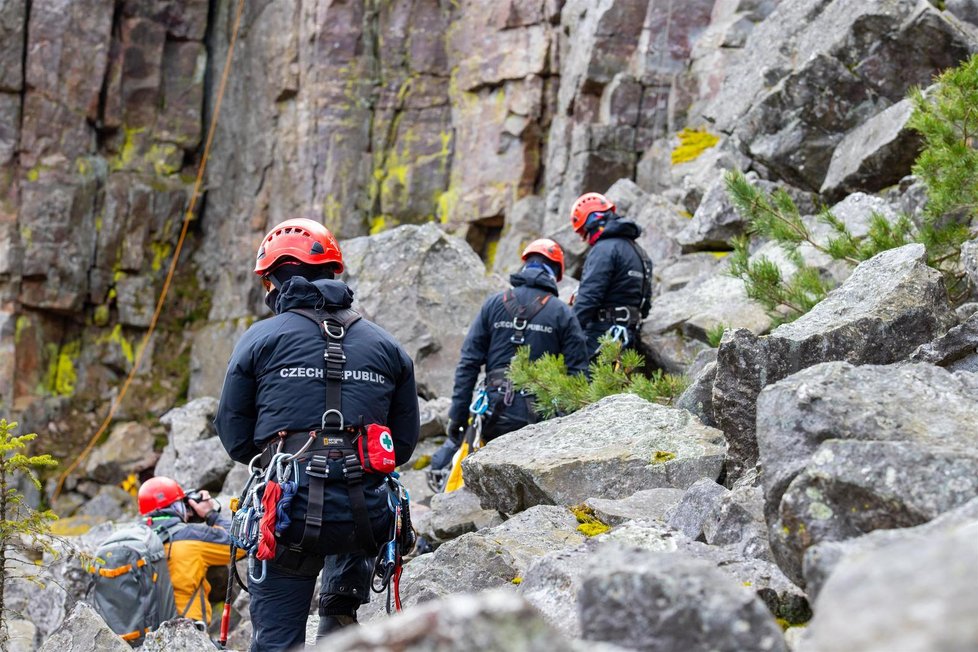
[89,523,178,645]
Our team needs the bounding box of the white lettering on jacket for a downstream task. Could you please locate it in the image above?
[279,368,387,384]
[280,367,325,378]
[492,320,554,334]
[343,370,387,384]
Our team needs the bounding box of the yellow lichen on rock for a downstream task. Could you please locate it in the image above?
[651,450,676,464]
[570,504,611,537]
[671,127,720,165]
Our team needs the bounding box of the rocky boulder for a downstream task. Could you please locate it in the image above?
[675,356,718,428]
[418,396,451,439]
[642,272,771,342]
[820,97,922,200]
[37,601,129,652]
[962,237,978,300]
[362,505,584,621]
[585,488,685,527]
[83,421,157,485]
[463,394,726,514]
[155,397,232,491]
[141,619,214,651]
[341,223,506,397]
[756,361,978,583]
[579,547,788,652]
[320,589,623,652]
[704,0,977,190]
[521,520,810,637]
[714,243,955,479]
[803,496,978,601]
[909,311,978,372]
[797,519,978,652]
[418,488,503,544]
[667,478,729,541]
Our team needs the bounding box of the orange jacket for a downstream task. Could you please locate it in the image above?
[153,515,244,623]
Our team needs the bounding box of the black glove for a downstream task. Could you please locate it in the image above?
[446,419,466,445]
[430,439,460,470]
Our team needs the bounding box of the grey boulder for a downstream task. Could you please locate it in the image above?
[797,520,978,652]
[803,496,978,601]
[38,601,129,652]
[318,588,626,652]
[361,505,584,621]
[909,310,978,373]
[463,394,726,514]
[580,547,789,652]
[757,361,978,583]
[714,243,955,479]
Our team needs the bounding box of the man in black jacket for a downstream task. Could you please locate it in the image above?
[428,239,588,476]
[215,218,419,651]
[569,192,653,357]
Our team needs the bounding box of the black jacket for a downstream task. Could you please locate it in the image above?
[573,218,652,331]
[448,267,589,424]
[214,277,420,467]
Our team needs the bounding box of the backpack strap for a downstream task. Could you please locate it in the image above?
[287,307,376,555]
[501,289,551,346]
[625,240,653,320]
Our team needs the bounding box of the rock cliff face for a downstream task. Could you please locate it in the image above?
[5,3,978,649]
[3,0,975,444]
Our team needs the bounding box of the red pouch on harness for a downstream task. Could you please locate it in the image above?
[357,423,397,474]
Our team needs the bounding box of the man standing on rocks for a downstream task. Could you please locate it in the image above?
[428,239,588,479]
[569,192,653,357]
[214,218,420,650]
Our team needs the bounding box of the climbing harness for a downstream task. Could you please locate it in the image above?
[371,472,416,614]
[502,289,550,346]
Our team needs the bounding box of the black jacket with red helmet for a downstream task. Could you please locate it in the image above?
[214,277,419,517]
[573,217,653,353]
[448,267,589,426]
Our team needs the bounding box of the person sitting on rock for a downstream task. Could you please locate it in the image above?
[569,192,653,358]
[137,476,240,627]
[429,239,589,479]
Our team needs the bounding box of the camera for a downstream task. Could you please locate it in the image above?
[185,490,204,503]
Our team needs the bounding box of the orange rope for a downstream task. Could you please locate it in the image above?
[54,0,248,500]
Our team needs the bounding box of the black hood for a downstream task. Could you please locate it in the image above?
[509,267,559,296]
[274,277,355,314]
[599,218,642,241]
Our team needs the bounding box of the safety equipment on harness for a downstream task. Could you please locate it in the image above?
[254,218,344,276]
[137,476,185,515]
[627,239,653,321]
[371,472,415,614]
[443,384,490,493]
[521,238,565,281]
[570,192,615,232]
[357,423,397,474]
[596,305,642,326]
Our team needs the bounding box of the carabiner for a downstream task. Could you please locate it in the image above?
[248,556,267,584]
[469,389,489,415]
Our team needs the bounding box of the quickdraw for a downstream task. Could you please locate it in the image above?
[228,436,311,587]
[371,472,415,614]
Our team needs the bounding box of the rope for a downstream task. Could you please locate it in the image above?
[53,0,248,500]
[256,480,282,561]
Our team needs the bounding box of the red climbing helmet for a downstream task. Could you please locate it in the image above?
[254,218,344,277]
[570,192,615,233]
[521,238,565,282]
[137,476,186,515]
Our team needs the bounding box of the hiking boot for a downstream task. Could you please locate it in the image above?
[316,614,357,640]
